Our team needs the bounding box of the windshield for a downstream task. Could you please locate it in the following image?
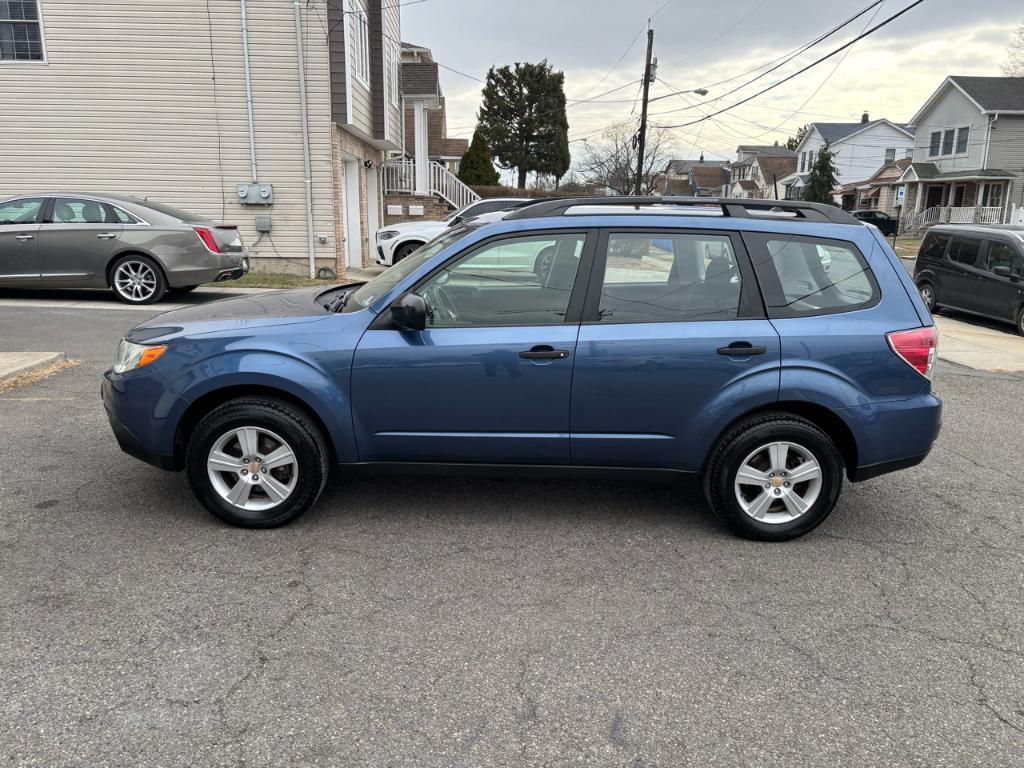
[346,227,472,309]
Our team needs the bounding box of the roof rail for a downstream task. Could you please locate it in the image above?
[503,196,859,225]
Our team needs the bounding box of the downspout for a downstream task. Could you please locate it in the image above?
[240,0,258,182]
[293,0,317,278]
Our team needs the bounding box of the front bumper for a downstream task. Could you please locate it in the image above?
[101,371,181,471]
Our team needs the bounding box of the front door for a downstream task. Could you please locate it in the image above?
[36,197,123,282]
[978,239,1024,322]
[351,230,593,464]
[0,197,45,282]
[925,185,945,209]
[571,230,780,470]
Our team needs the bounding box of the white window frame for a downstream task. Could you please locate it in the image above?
[0,0,47,64]
[954,126,970,156]
[349,0,370,87]
[389,40,401,107]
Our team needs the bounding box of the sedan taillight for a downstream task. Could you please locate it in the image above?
[887,326,937,380]
[193,226,223,254]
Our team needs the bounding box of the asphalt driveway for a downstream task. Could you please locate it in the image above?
[1,303,1022,767]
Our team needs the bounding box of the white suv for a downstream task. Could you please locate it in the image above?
[375,197,529,266]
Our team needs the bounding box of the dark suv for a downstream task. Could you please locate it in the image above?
[852,210,898,236]
[103,197,941,541]
[913,224,1024,335]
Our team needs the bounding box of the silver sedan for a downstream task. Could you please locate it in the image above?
[0,193,249,303]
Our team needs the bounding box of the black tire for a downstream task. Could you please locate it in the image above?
[392,241,422,264]
[168,284,200,294]
[109,254,168,304]
[703,412,844,541]
[1016,307,1024,337]
[917,280,940,314]
[185,397,330,528]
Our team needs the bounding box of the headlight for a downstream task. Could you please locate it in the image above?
[113,339,167,374]
[377,230,400,241]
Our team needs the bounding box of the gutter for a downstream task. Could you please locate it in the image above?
[293,0,317,279]
[240,0,258,182]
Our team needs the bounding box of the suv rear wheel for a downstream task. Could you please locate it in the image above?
[704,413,843,541]
[1016,307,1024,337]
[185,397,329,527]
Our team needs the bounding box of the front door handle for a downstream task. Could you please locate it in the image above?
[14,234,33,241]
[717,342,767,356]
[519,345,570,360]
[96,233,118,240]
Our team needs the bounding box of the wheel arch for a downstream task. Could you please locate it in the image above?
[173,384,337,470]
[393,238,426,259]
[703,401,859,480]
[105,249,165,287]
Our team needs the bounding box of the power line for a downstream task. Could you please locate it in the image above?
[659,0,771,73]
[654,1,926,131]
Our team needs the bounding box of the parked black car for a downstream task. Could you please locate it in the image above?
[913,224,1024,335]
[852,209,898,236]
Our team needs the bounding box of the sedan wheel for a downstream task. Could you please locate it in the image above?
[111,255,167,304]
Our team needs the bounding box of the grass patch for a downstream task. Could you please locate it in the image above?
[893,237,923,259]
[229,272,353,289]
[0,358,80,395]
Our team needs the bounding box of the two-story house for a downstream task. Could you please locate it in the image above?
[899,76,1024,230]
[655,156,731,195]
[779,114,915,202]
[0,0,405,274]
[725,146,796,199]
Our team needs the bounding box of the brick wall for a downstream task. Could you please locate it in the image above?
[382,194,450,225]
[332,126,384,268]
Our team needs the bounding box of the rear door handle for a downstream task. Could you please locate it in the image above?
[519,345,570,360]
[96,233,117,240]
[14,234,33,241]
[717,342,767,356]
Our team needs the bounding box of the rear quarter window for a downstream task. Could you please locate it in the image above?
[920,233,949,259]
[745,233,879,318]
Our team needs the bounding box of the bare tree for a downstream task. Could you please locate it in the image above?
[576,124,674,195]
[1004,22,1024,76]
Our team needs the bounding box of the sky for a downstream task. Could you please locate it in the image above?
[401,0,1023,181]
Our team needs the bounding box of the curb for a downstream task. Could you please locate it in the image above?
[0,352,67,384]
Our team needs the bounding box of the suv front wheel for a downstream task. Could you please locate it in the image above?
[704,413,843,541]
[185,397,330,527]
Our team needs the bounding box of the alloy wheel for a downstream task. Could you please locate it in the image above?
[733,441,823,525]
[919,284,935,311]
[206,426,298,512]
[113,260,158,302]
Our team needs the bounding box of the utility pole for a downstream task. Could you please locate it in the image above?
[634,27,655,196]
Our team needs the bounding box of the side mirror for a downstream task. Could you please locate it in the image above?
[390,293,426,331]
[993,265,1012,278]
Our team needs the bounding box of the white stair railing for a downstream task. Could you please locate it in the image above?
[383,158,480,210]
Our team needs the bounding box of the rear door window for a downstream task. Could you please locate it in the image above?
[589,232,753,323]
[51,198,115,224]
[949,237,981,266]
[745,233,878,318]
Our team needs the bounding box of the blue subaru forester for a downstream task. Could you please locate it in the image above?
[102,198,940,540]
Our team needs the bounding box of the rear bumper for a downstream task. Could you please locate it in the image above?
[845,393,942,482]
[167,254,249,288]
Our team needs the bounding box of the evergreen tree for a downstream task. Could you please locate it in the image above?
[803,144,839,206]
[786,124,809,151]
[476,60,569,188]
[457,128,500,186]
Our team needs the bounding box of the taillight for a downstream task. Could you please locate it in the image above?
[193,226,222,253]
[887,326,937,380]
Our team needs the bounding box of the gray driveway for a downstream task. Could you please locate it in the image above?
[1,304,1022,767]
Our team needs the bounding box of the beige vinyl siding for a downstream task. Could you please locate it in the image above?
[0,0,337,274]
[347,5,373,135]
[383,3,402,147]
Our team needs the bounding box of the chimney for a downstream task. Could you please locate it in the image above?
[861,111,870,124]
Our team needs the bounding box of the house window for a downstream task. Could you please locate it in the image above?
[885,147,896,163]
[981,183,1003,208]
[941,129,955,155]
[349,0,370,86]
[0,0,44,60]
[928,132,941,157]
[799,153,805,172]
[955,127,969,154]
[390,40,400,106]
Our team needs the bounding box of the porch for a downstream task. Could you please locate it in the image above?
[899,170,1012,232]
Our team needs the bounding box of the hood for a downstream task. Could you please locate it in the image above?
[379,219,450,238]
[130,286,330,336]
